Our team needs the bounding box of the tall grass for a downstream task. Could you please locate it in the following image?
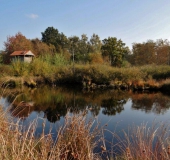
[114,122,170,160]
[0,64,13,77]
[0,101,170,159]
[140,65,170,80]
[0,108,103,160]
[11,60,29,76]
[37,54,69,66]
[53,112,101,160]
[2,61,170,90]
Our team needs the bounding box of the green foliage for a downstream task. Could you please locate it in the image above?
[28,54,69,83]
[0,54,3,64]
[89,34,102,53]
[78,34,89,55]
[140,65,170,80]
[0,64,13,77]
[121,60,131,68]
[51,54,69,66]
[68,34,102,64]
[39,54,69,66]
[29,57,52,77]
[41,27,69,53]
[101,37,129,67]
[11,60,29,76]
[2,59,170,88]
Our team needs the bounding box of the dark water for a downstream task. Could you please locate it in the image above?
[1,86,170,154]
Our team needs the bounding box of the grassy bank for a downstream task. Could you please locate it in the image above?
[1,58,170,91]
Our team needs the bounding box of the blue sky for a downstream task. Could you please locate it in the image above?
[0,0,170,50]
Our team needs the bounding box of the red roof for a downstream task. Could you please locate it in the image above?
[10,51,34,56]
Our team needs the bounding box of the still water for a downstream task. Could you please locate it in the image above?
[1,86,170,153]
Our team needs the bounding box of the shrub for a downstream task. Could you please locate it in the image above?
[0,64,13,77]
[89,53,104,64]
[11,60,29,76]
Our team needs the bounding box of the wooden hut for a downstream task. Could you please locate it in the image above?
[10,50,35,63]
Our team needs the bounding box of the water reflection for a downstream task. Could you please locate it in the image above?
[131,92,170,114]
[101,98,126,115]
[1,86,170,123]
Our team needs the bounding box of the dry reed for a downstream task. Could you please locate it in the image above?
[0,108,103,160]
[113,122,170,160]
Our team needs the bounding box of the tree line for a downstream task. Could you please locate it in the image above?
[1,26,170,66]
[129,39,170,65]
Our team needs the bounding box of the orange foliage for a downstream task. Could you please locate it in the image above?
[89,53,104,64]
[4,32,32,55]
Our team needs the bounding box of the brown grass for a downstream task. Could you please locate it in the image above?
[0,106,170,160]
[53,112,101,160]
[0,108,103,160]
[113,122,170,160]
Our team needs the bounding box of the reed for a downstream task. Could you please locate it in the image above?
[0,107,102,160]
[0,102,170,159]
[52,112,102,160]
[113,122,170,160]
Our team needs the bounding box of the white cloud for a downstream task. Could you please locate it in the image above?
[27,14,39,19]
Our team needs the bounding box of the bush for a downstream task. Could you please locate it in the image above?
[11,60,29,76]
[88,53,104,64]
[141,65,170,80]
[0,64,13,77]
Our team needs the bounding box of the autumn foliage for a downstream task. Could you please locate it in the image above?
[4,32,32,56]
[2,27,170,66]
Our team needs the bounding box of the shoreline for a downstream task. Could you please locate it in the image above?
[1,75,170,93]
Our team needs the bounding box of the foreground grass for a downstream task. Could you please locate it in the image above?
[0,108,102,160]
[0,104,170,160]
[114,123,170,160]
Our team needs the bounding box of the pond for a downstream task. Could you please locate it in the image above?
[1,85,170,155]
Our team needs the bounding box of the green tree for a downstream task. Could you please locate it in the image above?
[101,37,128,67]
[68,35,91,63]
[0,50,5,64]
[0,54,3,64]
[68,36,80,62]
[79,34,89,55]
[77,34,90,63]
[41,27,68,53]
[89,33,102,53]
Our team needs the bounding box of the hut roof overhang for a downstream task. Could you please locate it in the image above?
[10,50,35,56]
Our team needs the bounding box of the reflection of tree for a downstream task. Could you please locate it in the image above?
[132,95,153,113]
[88,104,101,117]
[44,104,68,123]
[3,86,131,121]
[131,93,170,114]
[101,98,126,115]
[3,86,170,122]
